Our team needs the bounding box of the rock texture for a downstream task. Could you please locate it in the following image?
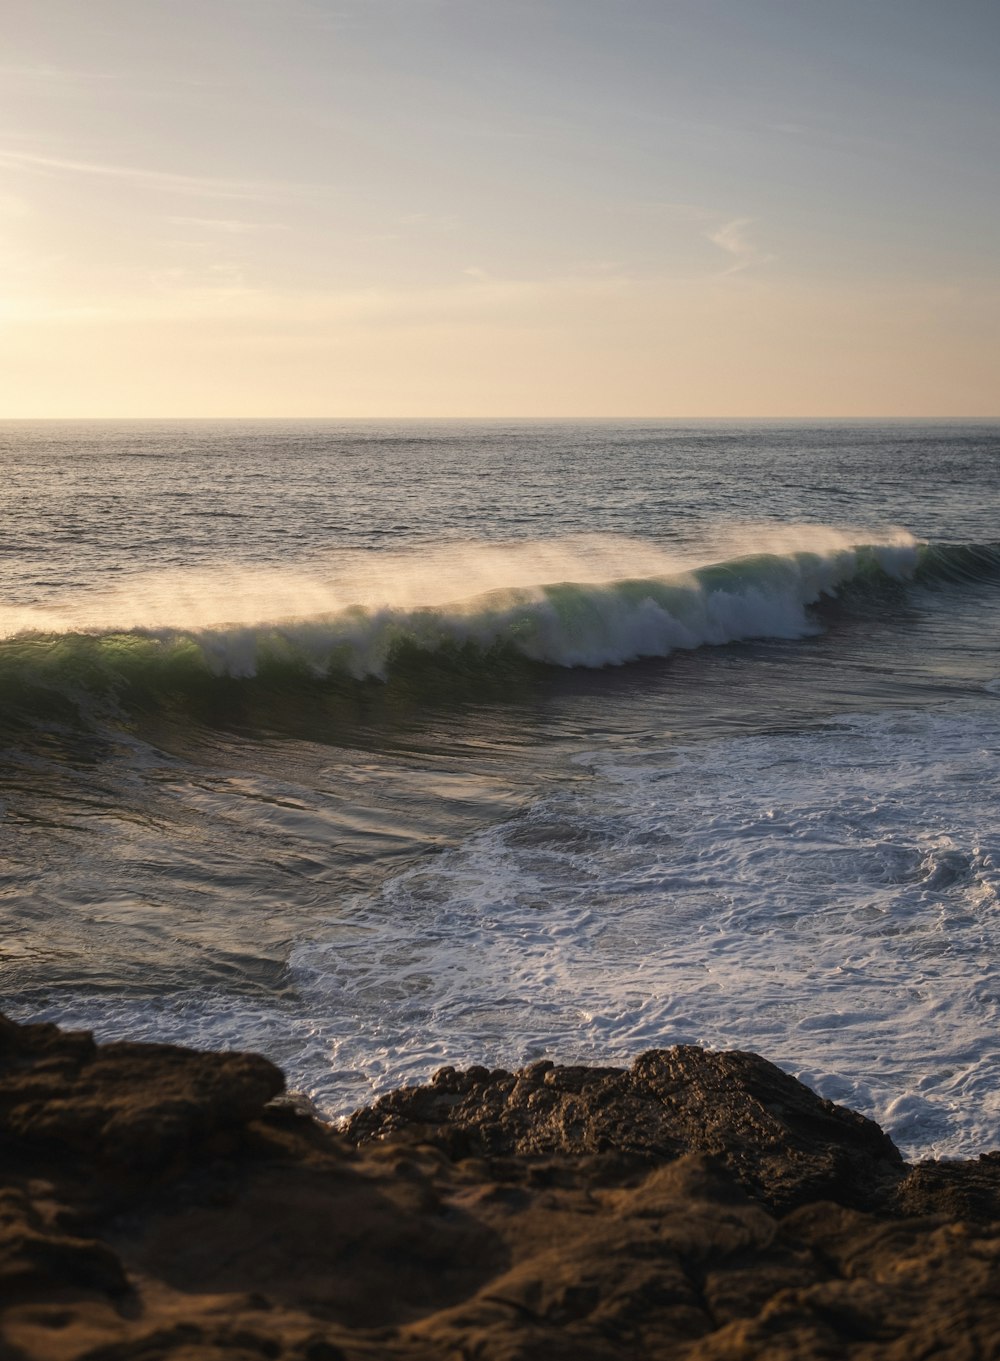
[2,1013,1000,1360]
[345,1047,905,1212]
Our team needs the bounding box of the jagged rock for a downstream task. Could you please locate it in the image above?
[0,1013,284,1174]
[1,1012,999,1361]
[889,1151,1000,1223]
[344,1046,904,1211]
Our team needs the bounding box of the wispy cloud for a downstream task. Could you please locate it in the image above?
[0,64,121,84]
[706,217,773,274]
[765,119,897,159]
[398,211,462,232]
[619,200,718,221]
[167,215,287,234]
[0,149,327,203]
[2,267,641,329]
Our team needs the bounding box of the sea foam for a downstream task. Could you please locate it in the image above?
[0,526,920,686]
[29,698,1000,1162]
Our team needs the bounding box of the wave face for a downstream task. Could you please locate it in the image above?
[0,528,946,722]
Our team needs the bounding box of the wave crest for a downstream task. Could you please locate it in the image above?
[1,525,1000,729]
[4,528,995,721]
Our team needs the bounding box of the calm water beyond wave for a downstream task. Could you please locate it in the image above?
[2,418,999,1159]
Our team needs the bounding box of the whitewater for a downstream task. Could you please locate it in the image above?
[0,526,921,683]
[2,418,999,1160]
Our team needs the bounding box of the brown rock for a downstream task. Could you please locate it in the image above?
[889,1151,1000,1223]
[345,1045,904,1211]
[1,1014,284,1179]
[1,1012,999,1361]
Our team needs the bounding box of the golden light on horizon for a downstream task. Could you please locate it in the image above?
[0,1,997,418]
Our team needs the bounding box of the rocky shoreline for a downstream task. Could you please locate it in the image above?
[2,1012,999,1359]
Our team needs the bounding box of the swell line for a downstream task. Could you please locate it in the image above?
[0,535,993,731]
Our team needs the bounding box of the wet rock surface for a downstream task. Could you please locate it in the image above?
[2,1013,999,1360]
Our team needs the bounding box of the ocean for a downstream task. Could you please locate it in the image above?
[2,418,999,1160]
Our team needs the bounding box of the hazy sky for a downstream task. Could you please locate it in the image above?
[2,0,998,416]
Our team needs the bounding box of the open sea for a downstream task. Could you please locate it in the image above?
[2,418,999,1160]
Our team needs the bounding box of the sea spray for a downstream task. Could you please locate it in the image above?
[0,529,922,705]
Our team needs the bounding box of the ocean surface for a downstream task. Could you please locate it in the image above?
[2,418,999,1160]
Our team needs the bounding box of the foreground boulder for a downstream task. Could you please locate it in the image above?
[345,1047,905,1212]
[0,1013,998,1359]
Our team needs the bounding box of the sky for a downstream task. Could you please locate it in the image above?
[1,0,997,417]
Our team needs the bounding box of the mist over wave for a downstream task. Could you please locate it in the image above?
[0,527,923,696]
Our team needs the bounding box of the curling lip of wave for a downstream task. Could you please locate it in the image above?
[0,526,918,641]
[0,529,937,688]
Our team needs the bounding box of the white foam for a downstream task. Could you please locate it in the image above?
[32,694,1000,1160]
[283,701,1000,1158]
[0,526,920,678]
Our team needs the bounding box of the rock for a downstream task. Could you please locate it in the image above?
[1,1012,999,1360]
[0,1013,284,1175]
[890,1151,1000,1223]
[345,1045,904,1211]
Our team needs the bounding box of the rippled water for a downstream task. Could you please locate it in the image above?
[2,419,998,1157]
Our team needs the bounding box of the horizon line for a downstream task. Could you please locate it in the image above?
[1,414,998,424]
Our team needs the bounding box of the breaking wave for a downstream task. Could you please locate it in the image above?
[0,530,996,728]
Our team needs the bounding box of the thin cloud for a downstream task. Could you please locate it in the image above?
[0,149,329,203]
[622,200,717,220]
[398,211,462,232]
[167,216,287,234]
[706,217,773,274]
[0,64,121,84]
